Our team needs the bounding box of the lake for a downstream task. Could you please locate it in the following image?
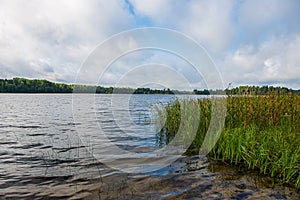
[0,94,299,199]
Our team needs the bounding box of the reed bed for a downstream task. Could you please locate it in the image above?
[158,95,300,188]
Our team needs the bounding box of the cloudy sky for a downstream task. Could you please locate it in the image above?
[0,0,299,90]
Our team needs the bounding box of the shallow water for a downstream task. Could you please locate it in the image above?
[0,94,299,199]
[93,157,300,199]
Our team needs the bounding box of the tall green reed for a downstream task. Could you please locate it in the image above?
[157,95,300,188]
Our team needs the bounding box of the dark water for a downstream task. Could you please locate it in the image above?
[0,94,299,199]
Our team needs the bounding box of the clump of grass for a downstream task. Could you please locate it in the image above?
[157,98,213,147]
[157,95,300,188]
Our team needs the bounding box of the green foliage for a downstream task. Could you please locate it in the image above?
[225,85,300,95]
[159,95,300,188]
[193,89,210,95]
[134,87,174,94]
[1,77,299,95]
[194,85,299,95]
[0,78,73,93]
[0,78,178,94]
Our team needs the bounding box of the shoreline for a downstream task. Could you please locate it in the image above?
[160,95,300,188]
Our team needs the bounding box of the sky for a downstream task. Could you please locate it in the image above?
[0,0,299,90]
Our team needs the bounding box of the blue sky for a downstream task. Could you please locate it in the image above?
[0,0,299,89]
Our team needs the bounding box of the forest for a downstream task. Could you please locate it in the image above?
[0,77,299,95]
[224,85,300,95]
[0,78,176,94]
[194,85,300,95]
[0,78,73,93]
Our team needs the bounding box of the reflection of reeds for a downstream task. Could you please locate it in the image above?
[157,95,300,188]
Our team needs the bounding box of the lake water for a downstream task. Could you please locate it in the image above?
[0,94,299,199]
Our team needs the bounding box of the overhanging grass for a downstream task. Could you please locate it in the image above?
[157,95,300,188]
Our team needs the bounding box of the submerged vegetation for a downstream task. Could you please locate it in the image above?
[158,95,300,188]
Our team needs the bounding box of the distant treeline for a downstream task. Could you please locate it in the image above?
[0,78,179,94]
[75,85,180,94]
[0,78,299,95]
[225,85,300,95]
[0,78,73,93]
[194,85,300,95]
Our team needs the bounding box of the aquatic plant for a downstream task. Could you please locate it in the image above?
[158,94,300,188]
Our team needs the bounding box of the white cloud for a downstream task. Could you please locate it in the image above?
[99,49,205,90]
[0,0,300,89]
[238,0,300,37]
[263,58,279,77]
[179,0,235,52]
[129,0,173,23]
[0,0,134,82]
[222,35,300,88]
[129,0,235,52]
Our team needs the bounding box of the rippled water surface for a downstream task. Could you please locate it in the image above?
[0,94,299,199]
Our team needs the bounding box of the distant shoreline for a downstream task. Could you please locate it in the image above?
[0,77,299,95]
